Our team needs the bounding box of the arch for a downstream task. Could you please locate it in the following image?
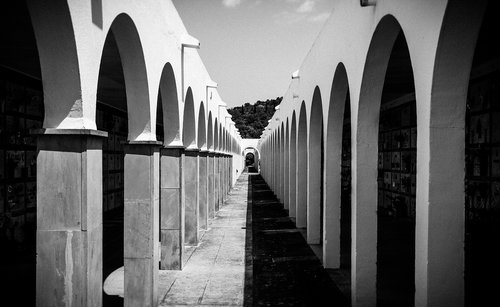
[207,112,214,150]
[197,102,207,150]
[243,147,261,162]
[221,127,225,152]
[214,118,219,151]
[159,63,180,146]
[284,117,290,210]
[279,122,285,201]
[182,87,196,149]
[414,1,489,306]
[352,15,405,305]
[307,86,324,244]
[357,15,418,306]
[107,13,151,141]
[27,0,81,129]
[218,122,223,151]
[297,101,308,228]
[279,123,285,201]
[324,63,350,271]
[290,111,298,218]
[273,129,281,194]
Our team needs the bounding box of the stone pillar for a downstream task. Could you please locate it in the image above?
[124,141,161,307]
[218,154,224,206]
[214,153,220,212]
[224,154,229,199]
[223,155,228,198]
[220,154,225,202]
[35,129,106,307]
[208,152,216,219]
[230,156,233,186]
[160,147,185,270]
[184,149,199,246]
[198,151,209,230]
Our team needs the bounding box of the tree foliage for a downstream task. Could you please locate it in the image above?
[227,97,282,138]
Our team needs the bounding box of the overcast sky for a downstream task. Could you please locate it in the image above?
[172,0,334,108]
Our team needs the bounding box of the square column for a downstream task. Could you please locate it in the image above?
[124,141,161,307]
[198,151,209,230]
[225,155,229,198]
[35,129,106,307]
[214,153,220,212]
[224,155,229,199]
[160,147,185,270]
[221,154,226,201]
[184,149,199,246]
[208,152,216,218]
[217,154,224,208]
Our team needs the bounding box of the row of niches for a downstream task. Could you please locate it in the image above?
[466,181,500,221]
[0,81,43,148]
[96,104,127,214]
[379,101,416,132]
[378,191,416,219]
[96,106,127,136]
[0,76,41,244]
[103,172,124,194]
[379,128,417,151]
[466,147,500,178]
[466,71,500,224]
[467,74,500,145]
[103,190,124,213]
[378,151,417,173]
[467,73,500,113]
[0,182,36,216]
[378,99,417,219]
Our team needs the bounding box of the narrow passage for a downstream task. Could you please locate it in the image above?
[104,172,347,306]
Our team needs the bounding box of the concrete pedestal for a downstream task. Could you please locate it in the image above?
[208,153,216,218]
[184,150,199,246]
[124,141,161,307]
[160,147,185,270]
[199,151,208,230]
[35,129,106,307]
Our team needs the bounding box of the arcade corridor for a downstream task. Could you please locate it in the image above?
[101,171,346,306]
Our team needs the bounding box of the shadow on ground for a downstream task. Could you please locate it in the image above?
[245,173,348,306]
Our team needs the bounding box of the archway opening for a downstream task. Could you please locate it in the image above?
[465,1,500,304]
[297,103,308,228]
[339,92,351,294]
[96,27,128,305]
[324,64,351,301]
[376,31,416,306]
[0,1,43,304]
[158,63,179,147]
[245,152,255,167]
[308,88,324,247]
[290,112,297,219]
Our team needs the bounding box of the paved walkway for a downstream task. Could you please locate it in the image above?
[157,174,249,306]
[250,175,347,306]
[104,174,250,306]
[104,173,347,306]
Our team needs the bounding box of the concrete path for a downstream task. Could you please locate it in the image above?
[104,173,347,306]
[104,174,250,306]
[158,174,249,306]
